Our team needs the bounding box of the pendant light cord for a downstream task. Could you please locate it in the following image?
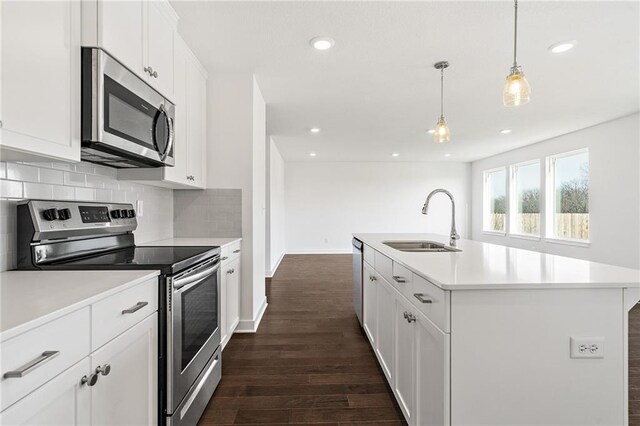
[513,0,518,67]
[440,67,444,120]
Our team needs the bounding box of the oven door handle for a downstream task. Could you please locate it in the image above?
[173,262,219,292]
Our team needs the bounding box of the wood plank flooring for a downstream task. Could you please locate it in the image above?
[199,254,406,425]
[630,303,640,425]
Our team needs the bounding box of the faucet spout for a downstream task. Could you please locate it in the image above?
[421,188,460,247]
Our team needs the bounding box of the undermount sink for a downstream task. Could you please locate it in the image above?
[383,240,462,253]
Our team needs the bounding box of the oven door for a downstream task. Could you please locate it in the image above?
[167,258,221,413]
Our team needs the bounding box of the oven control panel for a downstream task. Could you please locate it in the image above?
[21,200,137,240]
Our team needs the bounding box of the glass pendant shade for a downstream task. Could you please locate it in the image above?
[433,118,450,143]
[503,68,531,107]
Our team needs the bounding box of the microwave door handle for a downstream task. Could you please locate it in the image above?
[158,104,174,161]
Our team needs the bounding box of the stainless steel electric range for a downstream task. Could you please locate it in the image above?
[16,199,221,426]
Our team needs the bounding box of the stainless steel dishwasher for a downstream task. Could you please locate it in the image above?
[352,238,364,327]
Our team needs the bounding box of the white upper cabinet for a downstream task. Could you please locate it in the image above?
[185,51,207,187]
[0,0,81,163]
[82,0,177,99]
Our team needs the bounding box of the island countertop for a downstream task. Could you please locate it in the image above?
[354,233,640,290]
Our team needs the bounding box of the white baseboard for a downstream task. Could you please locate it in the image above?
[235,296,268,333]
[265,252,285,278]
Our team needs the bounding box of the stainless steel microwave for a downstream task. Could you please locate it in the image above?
[81,48,175,168]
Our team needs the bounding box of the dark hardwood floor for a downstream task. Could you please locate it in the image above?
[630,303,640,425]
[199,254,406,425]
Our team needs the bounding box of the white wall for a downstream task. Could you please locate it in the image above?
[207,73,267,329]
[266,138,286,275]
[470,113,640,269]
[284,161,471,253]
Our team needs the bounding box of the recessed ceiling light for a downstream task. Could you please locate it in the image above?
[309,152,317,157]
[427,129,435,134]
[500,128,512,134]
[391,153,400,157]
[309,127,321,134]
[309,37,335,51]
[444,153,451,157]
[548,40,576,54]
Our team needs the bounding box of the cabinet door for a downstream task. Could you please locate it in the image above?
[376,277,395,383]
[414,312,449,426]
[0,358,91,426]
[0,0,80,162]
[226,258,241,337]
[220,260,229,348]
[163,35,188,186]
[394,296,416,424]
[185,56,206,188]
[146,0,174,98]
[91,314,157,426]
[363,263,378,347]
[99,0,145,79]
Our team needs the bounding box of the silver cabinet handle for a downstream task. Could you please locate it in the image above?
[187,175,195,181]
[403,312,417,323]
[392,276,407,283]
[3,351,60,378]
[233,249,241,254]
[81,373,98,386]
[414,293,433,304]
[221,256,229,261]
[144,66,154,75]
[227,268,235,274]
[96,364,111,376]
[122,301,148,314]
[152,70,158,78]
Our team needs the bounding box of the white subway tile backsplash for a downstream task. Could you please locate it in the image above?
[75,187,96,201]
[52,185,75,200]
[0,180,23,198]
[23,182,53,199]
[63,171,86,186]
[39,168,64,185]
[0,162,6,180]
[74,162,95,174]
[85,174,107,188]
[51,162,75,172]
[93,165,118,179]
[6,163,39,182]
[95,189,113,202]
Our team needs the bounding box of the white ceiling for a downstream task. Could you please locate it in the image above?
[172,1,639,162]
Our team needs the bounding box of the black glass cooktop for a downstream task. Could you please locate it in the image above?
[46,246,220,275]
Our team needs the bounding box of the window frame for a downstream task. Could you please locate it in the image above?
[483,166,508,236]
[544,148,590,245]
[508,159,542,240]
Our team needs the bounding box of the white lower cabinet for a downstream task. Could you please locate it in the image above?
[0,359,91,426]
[394,294,416,424]
[363,262,378,347]
[376,277,395,382]
[221,247,242,350]
[90,313,157,426]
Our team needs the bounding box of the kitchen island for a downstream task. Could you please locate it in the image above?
[354,233,640,426]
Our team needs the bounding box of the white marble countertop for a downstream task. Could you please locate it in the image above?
[355,233,640,290]
[0,270,159,341]
[140,237,241,248]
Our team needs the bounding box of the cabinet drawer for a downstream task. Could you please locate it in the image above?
[221,240,242,263]
[91,279,158,351]
[374,251,393,285]
[363,244,375,267]
[390,262,414,300]
[1,307,90,411]
[411,275,450,333]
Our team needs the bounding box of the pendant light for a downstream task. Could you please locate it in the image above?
[503,0,531,107]
[433,61,451,143]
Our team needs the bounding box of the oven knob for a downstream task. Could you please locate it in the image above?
[127,209,136,218]
[57,208,72,221]
[110,210,121,219]
[119,209,128,218]
[42,208,59,221]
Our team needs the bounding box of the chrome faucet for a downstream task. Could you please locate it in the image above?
[422,189,460,247]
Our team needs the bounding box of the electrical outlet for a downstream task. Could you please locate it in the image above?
[136,200,144,217]
[570,336,604,359]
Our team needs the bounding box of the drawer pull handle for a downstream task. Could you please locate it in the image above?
[233,249,241,253]
[370,275,377,281]
[227,268,235,274]
[122,301,148,314]
[414,293,433,304]
[3,351,60,378]
[221,256,229,261]
[403,311,417,323]
[81,373,98,386]
[96,364,111,376]
[392,276,407,283]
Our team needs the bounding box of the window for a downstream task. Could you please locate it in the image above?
[547,149,589,241]
[484,168,507,233]
[510,161,540,237]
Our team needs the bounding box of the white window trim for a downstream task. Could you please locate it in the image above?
[508,159,541,239]
[544,148,590,243]
[483,166,508,234]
